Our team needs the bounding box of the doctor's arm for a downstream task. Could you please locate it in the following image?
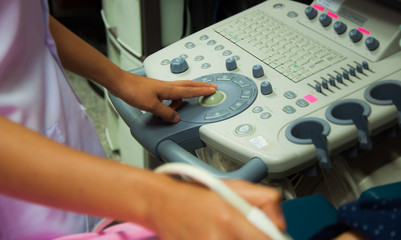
[0,116,285,240]
[48,16,216,123]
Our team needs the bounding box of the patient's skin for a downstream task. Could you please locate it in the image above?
[335,230,367,240]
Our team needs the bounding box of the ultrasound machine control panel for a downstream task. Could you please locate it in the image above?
[121,0,401,180]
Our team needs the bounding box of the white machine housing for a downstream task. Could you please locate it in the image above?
[143,0,401,178]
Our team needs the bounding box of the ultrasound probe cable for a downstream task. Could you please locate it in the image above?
[155,163,292,240]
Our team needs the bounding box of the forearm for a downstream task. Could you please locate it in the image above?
[0,116,176,228]
[0,116,288,239]
[48,15,124,94]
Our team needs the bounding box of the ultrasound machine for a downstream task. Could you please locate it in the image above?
[107,0,401,238]
[111,0,401,213]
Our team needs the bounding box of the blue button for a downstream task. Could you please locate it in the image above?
[252,106,263,113]
[216,74,233,81]
[161,59,170,65]
[205,109,230,120]
[223,50,232,56]
[200,35,209,40]
[260,112,272,119]
[283,105,296,114]
[230,100,248,111]
[185,42,195,49]
[287,11,299,18]
[284,91,297,99]
[207,40,216,45]
[198,75,214,82]
[201,63,211,69]
[235,124,254,135]
[296,99,309,107]
[241,88,254,99]
[215,45,224,51]
[233,78,251,88]
[195,55,204,61]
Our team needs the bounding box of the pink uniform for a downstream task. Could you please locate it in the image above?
[0,0,105,239]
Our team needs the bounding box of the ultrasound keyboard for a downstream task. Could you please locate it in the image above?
[215,10,347,82]
[125,0,401,180]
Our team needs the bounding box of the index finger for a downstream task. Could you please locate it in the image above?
[171,80,217,89]
[163,82,217,100]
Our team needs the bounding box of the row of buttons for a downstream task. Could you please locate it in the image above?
[235,102,308,136]
[283,90,310,108]
[250,90,310,120]
[162,34,242,73]
[282,98,310,114]
[305,6,380,51]
[314,61,370,93]
[188,36,235,57]
[202,98,252,121]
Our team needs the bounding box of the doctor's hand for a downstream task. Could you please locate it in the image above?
[224,180,287,232]
[145,177,286,240]
[112,71,217,123]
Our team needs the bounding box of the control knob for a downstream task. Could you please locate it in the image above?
[333,21,347,35]
[252,65,264,78]
[226,57,237,71]
[304,6,318,19]
[365,37,380,51]
[319,14,332,27]
[170,57,188,74]
[260,81,273,95]
[349,29,363,43]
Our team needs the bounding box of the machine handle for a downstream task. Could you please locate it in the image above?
[108,67,146,126]
[108,92,143,127]
[157,140,268,182]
